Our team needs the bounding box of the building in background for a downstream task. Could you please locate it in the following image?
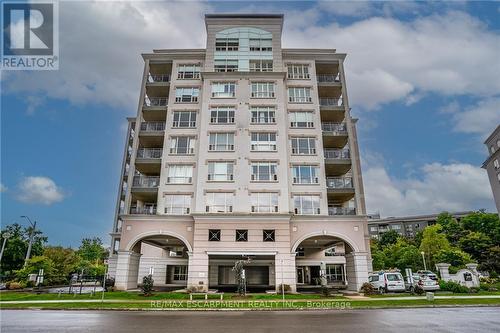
[482,125,500,215]
[107,14,370,292]
[367,211,473,239]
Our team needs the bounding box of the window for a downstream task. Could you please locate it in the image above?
[170,136,195,154]
[296,247,305,257]
[209,229,221,242]
[208,162,234,181]
[212,82,236,98]
[236,229,248,242]
[215,38,239,51]
[164,195,191,215]
[370,226,378,232]
[173,266,188,281]
[291,137,316,155]
[172,111,196,128]
[251,82,275,98]
[250,60,273,72]
[251,132,277,151]
[169,247,184,257]
[292,165,319,184]
[290,111,314,128]
[214,59,238,72]
[491,145,496,154]
[494,159,499,169]
[251,161,277,181]
[326,264,344,283]
[287,64,310,79]
[175,87,199,103]
[251,192,278,213]
[167,165,193,184]
[288,87,312,103]
[251,106,276,124]
[325,247,337,256]
[391,225,401,230]
[177,64,200,79]
[210,106,235,124]
[206,192,233,213]
[249,38,272,52]
[263,230,275,242]
[209,133,234,151]
[293,195,321,215]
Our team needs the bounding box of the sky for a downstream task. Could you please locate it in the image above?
[1,1,499,248]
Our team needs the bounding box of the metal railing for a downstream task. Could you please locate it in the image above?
[206,205,233,213]
[144,97,168,107]
[289,96,312,103]
[324,148,350,159]
[148,74,170,83]
[322,122,347,134]
[326,177,353,189]
[317,73,341,83]
[130,205,157,215]
[251,92,275,98]
[140,122,165,132]
[166,176,192,184]
[132,176,160,188]
[208,174,234,181]
[208,144,234,151]
[328,207,356,215]
[136,148,163,159]
[165,207,190,215]
[319,98,343,107]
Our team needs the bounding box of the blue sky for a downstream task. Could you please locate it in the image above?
[1,1,499,247]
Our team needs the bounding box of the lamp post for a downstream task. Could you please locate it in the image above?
[0,232,12,263]
[421,251,427,271]
[21,216,37,267]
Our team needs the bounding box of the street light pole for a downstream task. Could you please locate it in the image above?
[421,251,427,271]
[0,232,12,263]
[21,216,37,267]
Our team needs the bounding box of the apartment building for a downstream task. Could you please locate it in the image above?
[483,125,500,215]
[107,14,370,292]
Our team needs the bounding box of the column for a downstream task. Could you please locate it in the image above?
[115,251,142,290]
[187,252,209,292]
[345,252,369,291]
[275,252,297,293]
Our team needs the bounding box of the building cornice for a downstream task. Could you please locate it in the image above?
[282,49,346,61]
[482,148,500,169]
[142,49,206,61]
[201,71,287,79]
[120,214,194,223]
[484,125,500,145]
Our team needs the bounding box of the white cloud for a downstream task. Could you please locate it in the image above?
[16,176,65,205]
[363,162,495,217]
[0,183,7,192]
[451,98,500,138]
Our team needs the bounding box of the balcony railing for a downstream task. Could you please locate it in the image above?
[165,207,190,215]
[328,207,356,216]
[326,177,353,189]
[208,174,234,181]
[148,74,170,83]
[319,98,343,107]
[208,144,234,151]
[206,205,233,213]
[132,176,160,188]
[322,122,347,134]
[136,148,162,159]
[289,96,312,103]
[317,73,341,83]
[324,149,350,159]
[166,176,192,184]
[251,92,275,98]
[140,122,165,132]
[130,205,157,215]
[144,97,168,107]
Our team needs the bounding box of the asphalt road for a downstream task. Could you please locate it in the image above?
[2,308,500,332]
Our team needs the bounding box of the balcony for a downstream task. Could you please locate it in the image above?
[144,97,168,108]
[135,148,162,173]
[324,149,350,159]
[137,148,162,159]
[289,96,312,103]
[140,122,165,132]
[143,97,168,121]
[322,122,348,148]
[328,207,356,216]
[326,177,353,189]
[130,204,157,215]
[324,149,351,175]
[317,74,341,85]
[139,122,165,146]
[319,98,343,108]
[147,74,170,84]
[132,176,160,189]
[327,177,355,201]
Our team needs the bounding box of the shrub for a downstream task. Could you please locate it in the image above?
[278,284,291,292]
[439,280,469,293]
[360,282,375,295]
[8,282,23,290]
[321,285,330,297]
[141,275,154,296]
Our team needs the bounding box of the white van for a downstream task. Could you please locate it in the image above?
[368,271,406,293]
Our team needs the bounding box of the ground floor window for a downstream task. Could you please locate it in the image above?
[325,264,344,283]
[173,265,188,281]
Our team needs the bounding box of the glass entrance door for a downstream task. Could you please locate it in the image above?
[296,267,305,284]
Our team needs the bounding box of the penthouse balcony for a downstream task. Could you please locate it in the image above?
[328,207,356,216]
[322,122,348,148]
[324,148,351,175]
[327,177,355,201]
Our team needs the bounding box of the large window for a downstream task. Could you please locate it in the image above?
[177,64,200,79]
[249,38,272,52]
[251,82,275,98]
[287,64,310,79]
[288,87,312,103]
[164,194,191,215]
[326,264,344,283]
[172,111,196,128]
[208,162,234,181]
[293,195,321,215]
[215,38,239,51]
[170,136,195,155]
[209,133,234,151]
[206,192,234,213]
[251,192,278,213]
[251,132,277,151]
[251,106,275,124]
[173,266,188,281]
[290,111,314,128]
[212,82,236,98]
[214,59,238,72]
[292,165,319,184]
[210,106,235,124]
[251,161,278,181]
[167,165,193,184]
[291,137,316,155]
[250,60,273,72]
[175,87,199,103]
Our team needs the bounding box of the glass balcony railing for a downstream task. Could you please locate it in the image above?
[148,74,170,83]
[319,98,343,107]
[322,122,347,134]
[144,97,168,107]
[132,176,160,188]
[328,207,356,215]
[140,122,165,132]
[324,149,350,159]
[317,73,341,83]
[326,177,353,189]
[136,148,162,159]
[130,205,157,215]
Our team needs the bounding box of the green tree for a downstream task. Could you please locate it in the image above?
[43,246,79,277]
[419,224,450,269]
[461,212,500,244]
[436,212,464,245]
[434,248,473,273]
[77,237,106,264]
[15,256,56,284]
[378,230,400,247]
[458,231,492,261]
[480,246,500,275]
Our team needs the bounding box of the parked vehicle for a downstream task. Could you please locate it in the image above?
[417,270,438,281]
[368,271,406,293]
[406,274,440,292]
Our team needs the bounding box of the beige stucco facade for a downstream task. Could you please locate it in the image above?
[108,14,371,292]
